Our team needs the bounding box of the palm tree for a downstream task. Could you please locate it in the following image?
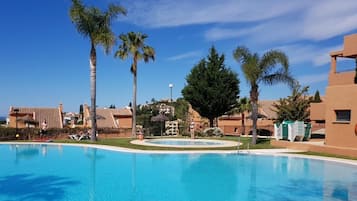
[233,46,295,144]
[237,97,250,136]
[227,97,250,135]
[69,0,126,141]
[115,32,155,137]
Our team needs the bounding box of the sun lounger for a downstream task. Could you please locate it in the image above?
[68,134,90,141]
[68,134,80,141]
[78,134,90,141]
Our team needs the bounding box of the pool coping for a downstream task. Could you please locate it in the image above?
[1,141,357,166]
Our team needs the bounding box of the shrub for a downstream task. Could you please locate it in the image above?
[202,127,223,137]
[0,127,129,141]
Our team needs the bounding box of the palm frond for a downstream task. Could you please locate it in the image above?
[260,49,289,74]
[233,46,251,64]
[262,71,295,87]
[115,49,128,60]
[107,3,127,19]
[69,0,91,38]
[143,46,155,62]
[69,0,125,54]
[241,56,260,85]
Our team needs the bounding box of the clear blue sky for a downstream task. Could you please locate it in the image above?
[1,0,357,116]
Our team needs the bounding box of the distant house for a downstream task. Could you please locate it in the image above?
[63,112,82,128]
[83,104,132,129]
[159,103,175,116]
[8,104,63,128]
[165,120,179,135]
[218,100,277,135]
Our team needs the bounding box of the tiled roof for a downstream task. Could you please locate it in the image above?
[96,108,132,128]
[9,107,63,128]
[258,100,278,119]
[243,100,278,120]
[113,108,132,116]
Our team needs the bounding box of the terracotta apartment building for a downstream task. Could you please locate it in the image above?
[311,33,357,148]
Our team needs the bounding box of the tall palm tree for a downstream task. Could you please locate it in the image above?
[69,0,126,141]
[233,46,295,144]
[115,32,155,137]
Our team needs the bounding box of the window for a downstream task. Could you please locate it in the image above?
[335,110,351,122]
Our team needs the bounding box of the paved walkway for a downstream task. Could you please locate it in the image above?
[271,139,357,158]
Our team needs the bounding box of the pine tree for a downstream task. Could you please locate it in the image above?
[182,46,240,127]
[312,90,322,103]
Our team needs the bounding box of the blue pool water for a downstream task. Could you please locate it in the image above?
[0,144,357,201]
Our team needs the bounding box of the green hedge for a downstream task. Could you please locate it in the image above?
[0,127,131,141]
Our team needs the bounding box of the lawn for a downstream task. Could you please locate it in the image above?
[55,136,357,160]
[56,136,274,151]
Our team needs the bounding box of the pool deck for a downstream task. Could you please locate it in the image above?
[2,141,357,166]
[271,139,357,158]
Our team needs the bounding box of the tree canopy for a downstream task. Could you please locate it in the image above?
[312,90,322,103]
[273,85,312,123]
[69,0,126,53]
[182,46,240,127]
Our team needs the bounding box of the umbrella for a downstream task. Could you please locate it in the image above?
[151,113,169,136]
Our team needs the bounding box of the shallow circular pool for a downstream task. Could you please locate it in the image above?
[131,138,239,148]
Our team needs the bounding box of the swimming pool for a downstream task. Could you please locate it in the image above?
[131,138,239,148]
[0,143,356,201]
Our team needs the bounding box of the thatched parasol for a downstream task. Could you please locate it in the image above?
[151,113,169,136]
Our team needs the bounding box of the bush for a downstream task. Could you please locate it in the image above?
[202,127,223,137]
[0,127,130,141]
[0,127,41,140]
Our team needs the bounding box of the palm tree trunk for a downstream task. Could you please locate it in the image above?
[90,43,97,141]
[131,62,137,138]
[209,118,214,128]
[241,113,245,135]
[251,102,258,144]
[250,86,258,145]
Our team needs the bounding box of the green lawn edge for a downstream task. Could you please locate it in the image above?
[54,136,274,151]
